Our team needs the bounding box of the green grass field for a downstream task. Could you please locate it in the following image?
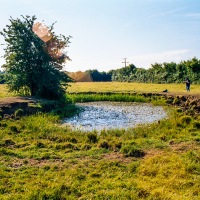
[0,82,200,199]
[68,82,200,95]
[1,83,200,98]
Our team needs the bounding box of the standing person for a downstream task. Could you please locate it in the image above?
[185,77,191,91]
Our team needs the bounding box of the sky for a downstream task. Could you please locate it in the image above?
[0,0,200,72]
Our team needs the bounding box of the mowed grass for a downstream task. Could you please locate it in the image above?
[68,82,200,95]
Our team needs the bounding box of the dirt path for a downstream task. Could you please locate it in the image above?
[0,96,38,106]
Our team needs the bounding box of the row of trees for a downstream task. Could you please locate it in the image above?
[85,69,112,82]
[87,58,200,84]
[111,58,200,84]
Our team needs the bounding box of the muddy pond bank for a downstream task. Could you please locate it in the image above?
[63,102,167,131]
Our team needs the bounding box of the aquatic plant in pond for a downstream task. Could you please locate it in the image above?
[63,102,167,131]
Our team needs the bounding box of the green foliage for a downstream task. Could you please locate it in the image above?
[0,72,6,84]
[0,15,71,99]
[111,58,200,84]
[85,69,112,81]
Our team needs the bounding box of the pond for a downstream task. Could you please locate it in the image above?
[63,102,167,131]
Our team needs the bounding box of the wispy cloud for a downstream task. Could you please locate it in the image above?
[129,49,192,68]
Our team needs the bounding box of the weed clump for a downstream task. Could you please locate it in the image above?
[10,125,20,133]
[180,115,192,125]
[81,144,92,150]
[35,141,45,148]
[98,140,110,149]
[1,139,15,147]
[87,132,98,143]
[193,121,200,129]
[120,145,145,158]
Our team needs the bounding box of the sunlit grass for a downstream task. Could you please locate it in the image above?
[0,84,15,98]
[0,82,199,199]
[68,82,200,95]
[1,82,200,99]
[0,110,199,199]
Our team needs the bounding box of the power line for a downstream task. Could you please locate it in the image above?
[122,58,129,67]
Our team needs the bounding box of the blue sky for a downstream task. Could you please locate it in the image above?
[0,0,200,72]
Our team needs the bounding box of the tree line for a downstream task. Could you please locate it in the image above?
[85,58,200,84]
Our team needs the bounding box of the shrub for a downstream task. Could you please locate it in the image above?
[40,101,57,112]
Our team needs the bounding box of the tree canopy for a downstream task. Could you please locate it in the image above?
[0,15,71,99]
[111,58,200,84]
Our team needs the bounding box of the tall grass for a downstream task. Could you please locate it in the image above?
[69,93,150,103]
[0,108,199,199]
[0,82,199,199]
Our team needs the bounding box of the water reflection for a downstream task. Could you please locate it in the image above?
[63,102,167,131]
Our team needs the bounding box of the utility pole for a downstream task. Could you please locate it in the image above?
[122,58,129,67]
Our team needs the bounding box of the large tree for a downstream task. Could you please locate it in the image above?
[0,15,71,99]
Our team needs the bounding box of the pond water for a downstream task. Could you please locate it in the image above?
[63,102,167,131]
